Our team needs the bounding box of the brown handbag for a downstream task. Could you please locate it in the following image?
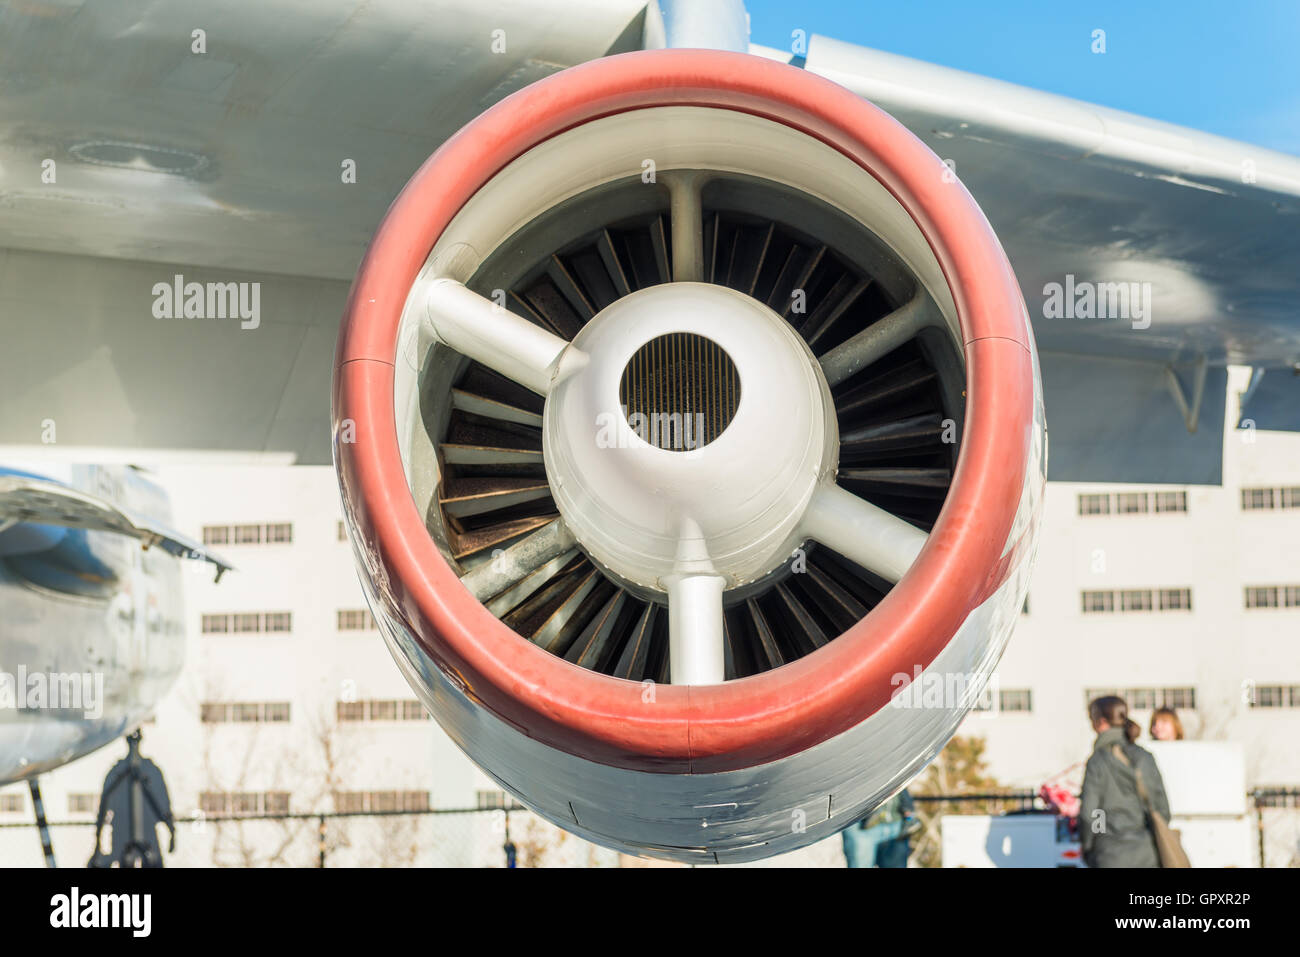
[1111,745,1191,868]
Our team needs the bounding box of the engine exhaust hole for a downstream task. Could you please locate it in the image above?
[618,332,741,452]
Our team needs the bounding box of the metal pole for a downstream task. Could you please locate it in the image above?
[28,779,56,868]
[651,0,750,53]
[318,815,327,868]
[1253,790,1266,867]
[127,731,145,865]
[503,808,517,868]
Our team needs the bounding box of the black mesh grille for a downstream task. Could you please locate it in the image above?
[619,332,740,451]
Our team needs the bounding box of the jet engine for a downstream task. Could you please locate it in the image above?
[334,49,1044,863]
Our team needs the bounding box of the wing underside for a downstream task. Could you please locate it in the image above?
[0,4,1296,484]
[787,35,1300,481]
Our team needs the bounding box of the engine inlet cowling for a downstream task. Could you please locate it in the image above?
[333,48,1043,863]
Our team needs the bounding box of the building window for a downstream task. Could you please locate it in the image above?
[203,702,289,724]
[1084,589,1190,613]
[200,792,229,815]
[265,523,293,544]
[1154,491,1187,513]
[1251,686,1300,709]
[999,689,1033,713]
[1120,589,1153,612]
[199,792,290,817]
[1282,487,1300,509]
[230,792,259,816]
[1247,585,1300,609]
[332,790,426,813]
[232,703,262,722]
[337,699,429,722]
[1246,586,1280,609]
[477,789,508,810]
[1082,591,1114,613]
[337,520,347,542]
[1084,687,1196,711]
[205,523,296,545]
[334,791,366,813]
[1115,492,1149,514]
[1242,487,1275,510]
[1077,493,1110,516]
[264,702,291,723]
[209,612,291,634]
[200,703,229,723]
[67,793,97,815]
[1254,686,1284,708]
[337,701,365,722]
[264,792,291,814]
[236,793,262,815]
[337,609,376,631]
[1128,688,1157,710]
[1163,687,1196,709]
[202,525,230,546]
[402,791,431,812]
[0,793,23,813]
[234,524,263,544]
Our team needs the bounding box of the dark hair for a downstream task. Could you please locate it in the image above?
[1150,707,1185,740]
[1088,695,1140,742]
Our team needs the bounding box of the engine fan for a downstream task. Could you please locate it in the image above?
[334,49,1044,863]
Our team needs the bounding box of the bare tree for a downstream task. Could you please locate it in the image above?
[196,687,357,867]
[511,811,577,867]
[909,735,1008,868]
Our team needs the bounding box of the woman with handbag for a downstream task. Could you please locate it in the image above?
[1079,696,1188,868]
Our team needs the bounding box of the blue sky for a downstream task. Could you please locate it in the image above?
[745,0,1300,154]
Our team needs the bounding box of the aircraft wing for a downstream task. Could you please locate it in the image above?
[0,0,648,465]
[0,3,1297,485]
[784,35,1300,483]
[0,474,232,580]
[0,0,648,280]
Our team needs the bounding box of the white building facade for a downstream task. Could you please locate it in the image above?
[0,465,599,867]
[960,371,1300,865]
[1,373,1295,866]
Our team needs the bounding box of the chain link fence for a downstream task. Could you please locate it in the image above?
[0,805,618,868]
[1252,789,1300,868]
[4,789,1298,866]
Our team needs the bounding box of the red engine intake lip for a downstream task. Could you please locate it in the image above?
[334,49,1035,774]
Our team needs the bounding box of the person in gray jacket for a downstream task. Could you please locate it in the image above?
[1078,696,1171,868]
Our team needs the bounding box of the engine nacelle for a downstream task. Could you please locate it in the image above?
[334,49,1043,863]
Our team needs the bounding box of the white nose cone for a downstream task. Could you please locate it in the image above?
[543,282,839,593]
